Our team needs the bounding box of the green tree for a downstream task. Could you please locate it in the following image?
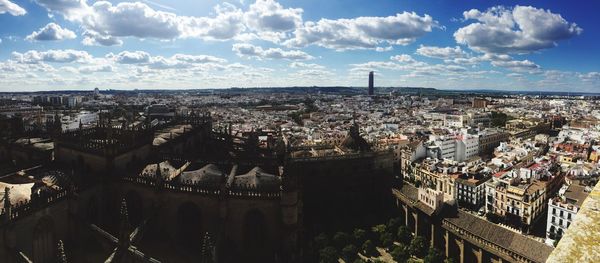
[491,111,510,127]
[333,231,351,249]
[361,240,377,257]
[342,244,358,261]
[352,258,367,263]
[424,247,444,263]
[380,232,395,249]
[353,228,367,246]
[444,258,455,263]
[397,226,412,245]
[409,236,427,258]
[314,233,329,249]
[391,244,410,263]
[319,246,338,263]
[372,224,387,244]
[387,217,401,234]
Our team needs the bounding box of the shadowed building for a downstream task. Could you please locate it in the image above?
[0,113,395,263]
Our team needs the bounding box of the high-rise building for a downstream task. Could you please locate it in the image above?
[368,71,374,95]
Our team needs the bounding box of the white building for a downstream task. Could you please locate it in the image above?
[546,181,590,245]
[428,133,479,162]
[418,187,444,212]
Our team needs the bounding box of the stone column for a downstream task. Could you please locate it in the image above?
[430,223,436,248]
[474,246,483,263]
[444,229,450,258]
[457,238,465,263]
[404,204,409,227]
[413,211,419,236]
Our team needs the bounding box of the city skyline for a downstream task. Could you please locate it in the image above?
[0,0,599,92]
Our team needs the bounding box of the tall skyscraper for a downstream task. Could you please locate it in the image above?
[368,71,374,95]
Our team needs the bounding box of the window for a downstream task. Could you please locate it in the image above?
[568,213,572,220]
[551,216,555,223]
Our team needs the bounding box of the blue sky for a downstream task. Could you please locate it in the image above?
[0,0,598,92]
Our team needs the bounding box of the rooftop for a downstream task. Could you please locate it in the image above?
[547,180,600,262]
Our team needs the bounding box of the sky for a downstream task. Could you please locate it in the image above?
[0,0,599,92]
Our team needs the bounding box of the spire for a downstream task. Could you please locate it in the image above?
[155,162,164,190]
[155,162,162,179]
[2,187,11,220]
[113,199,132,262]
[200,232,215,263]
[118,199,131,246]
[57,240,68,263]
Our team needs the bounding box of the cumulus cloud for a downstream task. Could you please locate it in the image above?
[0,0,26,16]
[290,62,325,69]
[454,5,582,54]
[233,43,313,60]
[112,51,151,64]
[26,23,77,41]
[109,51,229,70]
[244,0,302,42]
[416,45,467,59]
[34,0,244,46]
[390,54,416,63]
[578,72,600,82]
[171,54,227,64]
[491,59,540,72]
[11,50,92,64]
[79,64,113,74]
[284,12,438,51]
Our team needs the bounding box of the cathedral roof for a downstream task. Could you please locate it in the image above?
[233,167,280,189]
[140,161,178,181]
[180,164,225,184]
[0,182,34,210]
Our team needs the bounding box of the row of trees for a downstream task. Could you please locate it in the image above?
[314,217,453,263]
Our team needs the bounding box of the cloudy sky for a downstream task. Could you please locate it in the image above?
[0,0,598,92]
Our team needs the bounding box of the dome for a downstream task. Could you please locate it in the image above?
[341,123,370,152]
[0,182,35,210]
[233,167,280,189]
[180,164,225,184]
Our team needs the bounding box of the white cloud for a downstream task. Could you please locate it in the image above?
[34,0,245,46]
[26,23,77,41]
[455,5,582,54]
[233,43,313,60]
[390,54,416,63]
[0,0,26,16]
[178,3,245,40]
[34,0,90,21]
[82,31,123,46]
[11,50,92,64]
[79,64,114,74]
[172,54,227,64]
[110,51,229,70]
[289,62,325,69]
[416,45,467,59]
[244,0,302,42]
[112,51,152,64]
[578,72,600,82]
[491,59,540,72]
[284,12,438,51]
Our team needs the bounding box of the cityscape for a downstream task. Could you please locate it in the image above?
[0,1,599,263]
